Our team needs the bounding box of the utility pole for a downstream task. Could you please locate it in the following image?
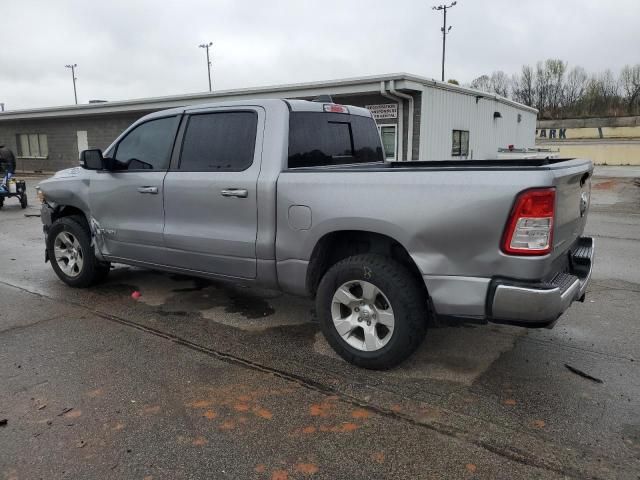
[432,2,457,82]
[198,42,213,92]
[65,64,78,104]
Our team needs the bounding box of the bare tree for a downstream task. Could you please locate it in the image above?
[564,66,588,115]
[489,71,510,97]
[545,59,567,117]
[470,74,491,92]
[512,65,535,107]
[470,59,635,118]
[620,64,640,114]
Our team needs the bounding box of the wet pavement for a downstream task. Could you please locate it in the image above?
[1,173,639,479]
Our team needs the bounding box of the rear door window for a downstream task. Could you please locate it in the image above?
[179,111,258,172]
[288,112,384,168]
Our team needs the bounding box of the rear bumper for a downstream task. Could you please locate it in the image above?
[489,237,594,326]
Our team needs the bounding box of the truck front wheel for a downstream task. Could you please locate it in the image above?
[316,254,429,369]
[47,215,110,288]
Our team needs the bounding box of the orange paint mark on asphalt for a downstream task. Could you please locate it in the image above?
[187,400,213,408]
[64,409,82,419]
[254,464,266,473]
[143,405,161,415]
[503,399,517,406]
[234,403,250,412]
[319,423,359,433]
[309,403,332,417]
[339,423,358,432]
[192,436,208,446]
[219,420,236,430]
[271,470,289,480]
[351,409,370,419]
[593,180,616,190]
[294,463,319,475]
[253,407,273,420]
[466,463,477,473]
[371,452,385,464]
[203,410,217,420]
[532,419,546,428]
[301,426,316,434]
[112,422,125,431]
[237,395,251,402]
[390,404,402,412]
[86,388,103,398]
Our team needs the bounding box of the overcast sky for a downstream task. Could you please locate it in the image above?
[2,0,639,110]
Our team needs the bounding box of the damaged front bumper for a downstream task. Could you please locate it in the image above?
[489,236,595,327]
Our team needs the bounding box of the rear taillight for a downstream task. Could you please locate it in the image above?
[502,188,556,255]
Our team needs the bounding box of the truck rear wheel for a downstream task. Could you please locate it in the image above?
[316,254,429,369]
[47,215,110,288]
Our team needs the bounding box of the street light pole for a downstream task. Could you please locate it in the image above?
[432,2,457,82]
[198,42,213,92]
[65,64,78,104]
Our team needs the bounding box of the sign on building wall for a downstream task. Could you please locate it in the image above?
[366,104,398,120]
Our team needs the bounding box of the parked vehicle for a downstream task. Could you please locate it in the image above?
[37,99,594,369]
[0,178,28,209]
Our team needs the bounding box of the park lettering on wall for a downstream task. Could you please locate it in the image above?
[536,128,567,139]
[366,104,398,120]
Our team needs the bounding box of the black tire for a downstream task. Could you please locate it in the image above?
[316,254,429,369]
[0,198,3,209]
[20,193,27,209]
[93,262,112,284]
[47,215,108,288]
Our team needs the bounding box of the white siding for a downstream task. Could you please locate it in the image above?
[419,86,536,160]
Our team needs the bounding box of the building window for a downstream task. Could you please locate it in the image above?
[378,125,397,161]
[16,133,48,158]
[452,130,469,157]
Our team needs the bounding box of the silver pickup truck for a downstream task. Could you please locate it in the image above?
[38,98,594,369]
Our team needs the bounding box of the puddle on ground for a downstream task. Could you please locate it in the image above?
[95,267,312,330]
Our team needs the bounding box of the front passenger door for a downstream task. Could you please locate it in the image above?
[90,115,180,263]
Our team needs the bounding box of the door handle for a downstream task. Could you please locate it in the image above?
[137,186,158,194]
[221,188,248,198]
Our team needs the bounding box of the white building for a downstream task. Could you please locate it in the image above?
[0,73,537,172]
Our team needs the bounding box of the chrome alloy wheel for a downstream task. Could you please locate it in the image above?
[53,231,84,278]
[330,280,395,352]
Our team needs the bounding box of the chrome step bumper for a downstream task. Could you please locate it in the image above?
[489,237,594,326]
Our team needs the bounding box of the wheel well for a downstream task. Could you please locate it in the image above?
[306,231,425,297]
[52,206,89,228]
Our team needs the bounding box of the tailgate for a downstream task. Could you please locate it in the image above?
[550,159,593,256]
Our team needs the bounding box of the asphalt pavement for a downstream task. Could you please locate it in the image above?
[0,169,639,479]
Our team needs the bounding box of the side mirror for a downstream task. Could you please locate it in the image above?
[80,149,104,170]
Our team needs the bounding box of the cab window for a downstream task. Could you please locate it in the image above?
[114,116,180,170]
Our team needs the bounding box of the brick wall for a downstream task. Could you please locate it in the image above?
[0,112,147,172]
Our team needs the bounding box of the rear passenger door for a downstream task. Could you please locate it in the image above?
[162,107,263,279]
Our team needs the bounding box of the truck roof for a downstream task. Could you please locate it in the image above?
[140,98,373,122]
